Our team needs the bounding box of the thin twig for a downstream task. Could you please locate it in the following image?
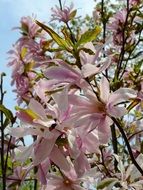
[58,0,63,10]
[112,117,143,175]
[4,136,12,174]
[115,0,130,79]
[0,73,6,190]
[100,147,112,177]
[0,176,36,182]
[110,124,118,171]
[128,129,143,141]
[101,0,108,77]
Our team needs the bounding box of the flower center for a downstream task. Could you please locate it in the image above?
[92,101,106,113]
[63,179,72,186]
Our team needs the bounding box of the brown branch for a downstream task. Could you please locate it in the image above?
[0,73,6,190]
[101,0,108,78]
[110,124,118,172]
[112,117,143,175]
[4,136,12,175]
[100,146,112,177]
[128,129,143,141]
[115,1,130,79]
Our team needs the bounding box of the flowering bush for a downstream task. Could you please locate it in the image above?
[0,0,143,189]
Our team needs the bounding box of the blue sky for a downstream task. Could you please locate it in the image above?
[0,0,95,110]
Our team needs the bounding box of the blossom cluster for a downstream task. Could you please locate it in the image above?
[2,0,143,190]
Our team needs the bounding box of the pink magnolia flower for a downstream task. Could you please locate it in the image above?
[7,43,25,82]
[20,16,41,38]
[8,16,50,104]
[108,9,127,32]
[67,127,101,162]
[10,98,73,181]
[68,77,136,144]
[42,158,93,190]
[7,165,33,189]
[8,39,50,104]
[51,3,75,23]
[112,154,143,189]
[13,74,30,103]
[7,42,33,103]
[43,174,86,190]
[108,9,137,46]
[107,9,127,45]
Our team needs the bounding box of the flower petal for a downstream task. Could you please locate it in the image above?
[16,144,34,162]
[9,127,42,137]
[50,146,71,172]
[108,88,136,105]
[52,85,69,114]
[34,131,60,165]
[44,66,79,82]
[81,64,99,78]
[29,98,47,120]
[107,105,127,118]
[100,76,110,103]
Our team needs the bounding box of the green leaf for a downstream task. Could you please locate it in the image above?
[24,62,35,73]
[134,60,142,73]
[36,20,71,51]
[20,181,34,190]
[21,47,27,59]
[69,10,77,20]
[97,178,118,189]
[76,26,101,47]
[61,26,74,47]
[0,104,14,124]
[21,23,29,35]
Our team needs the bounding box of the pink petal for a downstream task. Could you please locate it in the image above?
[9,127,41,137]
[68,94,91,107]
[74,152,90,177]
[81,57,111,78]
[16,111,33,124]
[82,130,100,153]
[29,98,47,120]
[80,42,96,65]
[68,131,81,159]
[107,105,127,118]
[100,76,110,103]
[97,116,112,144]
[81,64,99,78]
[108,88,136,105]
[38,158,51,185]
[34,78,51,102]
[52,85,69,113]
[16,144,34,162]
[44,66,79,82]
[50,146,71,172]
[34,132,59,165]
[38,164,47,185]
[97,57,111,73]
